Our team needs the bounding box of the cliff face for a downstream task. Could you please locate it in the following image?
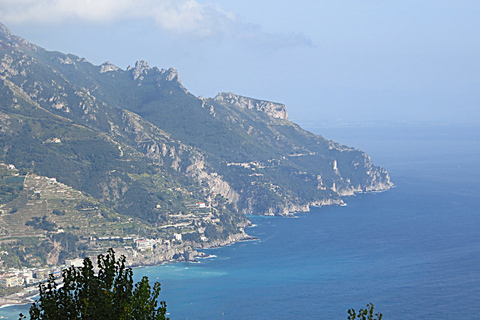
[214,92,288,120]
[0,21,393,222]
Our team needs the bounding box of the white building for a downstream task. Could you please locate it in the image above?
[136,239,155,251]
[65,258,84,268]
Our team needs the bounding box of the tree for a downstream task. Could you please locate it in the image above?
[347,303,383,320]
[20,249,169,320]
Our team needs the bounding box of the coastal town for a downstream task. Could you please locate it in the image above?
[0,164,252,308]
[0,257,82,307]
[0,235,208,308]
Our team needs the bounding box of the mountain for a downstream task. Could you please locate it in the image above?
[0,23,392,268]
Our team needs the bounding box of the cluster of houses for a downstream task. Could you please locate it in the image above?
[0,236,166,290]
[0,265,65,289]
[131,234,186,252]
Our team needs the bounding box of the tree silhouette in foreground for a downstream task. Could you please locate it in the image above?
[20,249,168,320]
[347,303,383,320]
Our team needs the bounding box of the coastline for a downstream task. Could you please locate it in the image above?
[0,194,365,310]
[0,232,258,310]
[0,291,37,309]
[0,189,381,310]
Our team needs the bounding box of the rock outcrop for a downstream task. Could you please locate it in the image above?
[214,92,288,120]
[100,61,120,73]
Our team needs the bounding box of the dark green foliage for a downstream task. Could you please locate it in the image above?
[0,251,22,269]
[204,223,220,240]
[25,216,57,232]
[100,208,119,222]
[74,200,97,210]
[51,209,66,216]
[20,249,169,320]
[0,174,24,204]
[0,239,54,267]
[347,303,383,320]
[181,232,200,242]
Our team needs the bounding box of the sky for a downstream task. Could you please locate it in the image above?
[1,0,479,126]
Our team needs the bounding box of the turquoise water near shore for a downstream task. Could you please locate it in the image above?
[2,124,479,319]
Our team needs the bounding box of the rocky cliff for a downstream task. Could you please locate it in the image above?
[214,92,288,120]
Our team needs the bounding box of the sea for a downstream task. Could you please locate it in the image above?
[1,124,479,320]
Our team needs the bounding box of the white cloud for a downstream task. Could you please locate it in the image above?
[148,0,239,38]
[0,0,312,46]
[0,0,239,35]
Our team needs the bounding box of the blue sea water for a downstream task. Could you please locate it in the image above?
[2,124,479,319]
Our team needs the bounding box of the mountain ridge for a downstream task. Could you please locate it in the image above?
[0,22,392,268]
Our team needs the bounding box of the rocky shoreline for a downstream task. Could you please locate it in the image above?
[122,231,258,267]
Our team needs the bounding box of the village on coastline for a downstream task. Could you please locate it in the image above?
[0,232,214,308]
[0,229,255,309]
[0,164,254,308]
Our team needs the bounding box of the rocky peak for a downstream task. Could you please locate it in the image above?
[214,92,288,120]
[127,60,151,80]
[0,22,39,51]
[100,61,120,73]
[54,56,75,65]
[0,22,11,37]
[156,67,187,93]
[160,67,181,83]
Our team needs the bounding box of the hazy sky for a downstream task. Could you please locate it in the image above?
[1,1,479,125]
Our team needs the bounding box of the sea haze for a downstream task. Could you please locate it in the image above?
[2,124,479,320]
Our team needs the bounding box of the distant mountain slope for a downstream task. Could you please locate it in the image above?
[0,21,392,221]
